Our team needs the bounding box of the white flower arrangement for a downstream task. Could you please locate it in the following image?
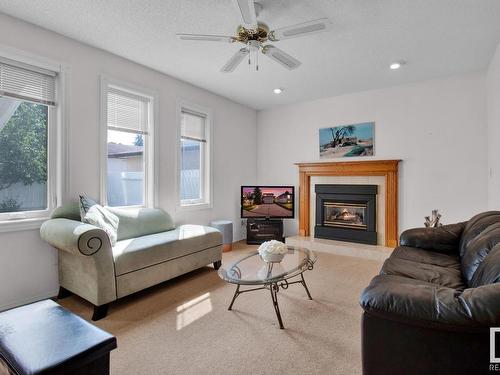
[258,240,288,263]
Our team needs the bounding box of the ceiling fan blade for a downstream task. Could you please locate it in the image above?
[221,48,249,73]
[232,0,258,29]
[176,33,235,43]
[269,18,332,41]
[262,45,301,70]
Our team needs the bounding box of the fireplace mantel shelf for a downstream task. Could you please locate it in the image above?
[296,159,401,247]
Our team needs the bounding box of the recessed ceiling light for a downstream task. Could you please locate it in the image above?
[390,61,405,70]
[273,88,284,94]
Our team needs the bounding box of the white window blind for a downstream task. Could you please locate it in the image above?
[0,57,56,106]
[107,86,149,134]
[181,109,206,142]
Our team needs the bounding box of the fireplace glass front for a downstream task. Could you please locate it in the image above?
[323,202,367,230]
[315,184,377,245]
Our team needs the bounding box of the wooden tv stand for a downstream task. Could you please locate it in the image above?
[246,219,284,245]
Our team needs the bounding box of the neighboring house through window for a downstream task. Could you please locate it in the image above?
[179,104,212,208]
[0,55,59,224]
[101,78,155,208]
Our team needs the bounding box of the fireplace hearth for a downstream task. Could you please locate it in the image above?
[315,184,377,245]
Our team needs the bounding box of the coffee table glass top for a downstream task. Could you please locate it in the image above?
[218,246,316,285]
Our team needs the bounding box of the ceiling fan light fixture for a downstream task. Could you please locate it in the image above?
[273,88,284,94]
[178,1,332,74]
[390,61,405,70]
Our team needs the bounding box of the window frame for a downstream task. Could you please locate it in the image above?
[100,75,158,209]
[176,99,213,211]
[0,44,68,233]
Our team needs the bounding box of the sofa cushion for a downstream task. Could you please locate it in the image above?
[391,246,462,268]
[360,274,500,326]
[380,257,466,290]
[399,223,465,254]
[51,202,81,221]
[460,221,500,285]
[108,207,175,241]
[459,211,500,258]
[112,224,222,276]
[469,242,500,287]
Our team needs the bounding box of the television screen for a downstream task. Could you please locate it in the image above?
[241,186,295,219]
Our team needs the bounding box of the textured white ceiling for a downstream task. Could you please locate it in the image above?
[1,0,500,110]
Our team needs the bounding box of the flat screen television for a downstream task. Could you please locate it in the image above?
[241,186,295,219]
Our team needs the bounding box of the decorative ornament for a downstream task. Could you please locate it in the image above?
[424,210,443,227]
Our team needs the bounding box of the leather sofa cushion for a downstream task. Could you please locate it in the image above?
[380,257,466,290]
[460,221,500,284]
[399,223,465,254]
[113,225,222,276]
[459,211,500,257]
[360,274,500,326]
[391,246,462,268]
[469,242,500,287]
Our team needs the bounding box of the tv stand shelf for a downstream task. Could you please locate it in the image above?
[246,219,284,245]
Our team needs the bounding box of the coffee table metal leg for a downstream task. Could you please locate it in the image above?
[228,284,240,310]
[270,283,285,329]
[300,273,313,300]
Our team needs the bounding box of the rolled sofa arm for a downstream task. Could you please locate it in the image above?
[40,218,111,256]
[360,274,500,327]
[399,222,466,253]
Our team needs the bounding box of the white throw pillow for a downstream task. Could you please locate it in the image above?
[82,203,119,246]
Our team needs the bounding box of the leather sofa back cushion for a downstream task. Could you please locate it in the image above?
[469,242,500,287]
[108,207,175,241]
[459,211,500,285]
[459,211,500,257]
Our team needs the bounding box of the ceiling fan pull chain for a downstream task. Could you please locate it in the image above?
[256,50,259,71]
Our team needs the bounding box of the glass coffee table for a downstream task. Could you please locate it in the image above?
[218,246,316,329]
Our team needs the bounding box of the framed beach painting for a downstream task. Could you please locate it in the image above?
[319,122,375,159]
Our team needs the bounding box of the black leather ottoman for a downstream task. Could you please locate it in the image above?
[0,299,117,375]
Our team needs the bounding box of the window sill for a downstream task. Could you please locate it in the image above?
[176,202,212,213]
[0,217,48,233]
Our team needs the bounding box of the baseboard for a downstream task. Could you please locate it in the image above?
[0,289,59,312]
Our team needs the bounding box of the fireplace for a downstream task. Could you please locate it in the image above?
[315,184,377,245]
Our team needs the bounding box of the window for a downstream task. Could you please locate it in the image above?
[179,105,211,207]
[101,79,155,208]
[0,56,58,222]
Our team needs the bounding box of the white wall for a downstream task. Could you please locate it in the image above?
[0,13,257,310]
[487,43,500,209]
[257,72,488,236]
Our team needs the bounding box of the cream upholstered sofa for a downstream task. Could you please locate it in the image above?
[40,203,222,320]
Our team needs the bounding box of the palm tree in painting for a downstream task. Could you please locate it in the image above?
[329,125,355,147]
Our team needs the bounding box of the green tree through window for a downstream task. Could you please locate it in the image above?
[0,100,48,211]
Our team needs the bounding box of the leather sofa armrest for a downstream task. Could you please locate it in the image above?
[360,275,500,327]
[399,222,466,253]
[40,218,111,256]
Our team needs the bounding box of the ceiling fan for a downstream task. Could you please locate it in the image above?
[176,0,332,73]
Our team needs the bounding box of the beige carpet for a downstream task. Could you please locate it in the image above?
[59,243,384,375]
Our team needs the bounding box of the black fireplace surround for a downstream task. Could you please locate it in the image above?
[315,184,377,245]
